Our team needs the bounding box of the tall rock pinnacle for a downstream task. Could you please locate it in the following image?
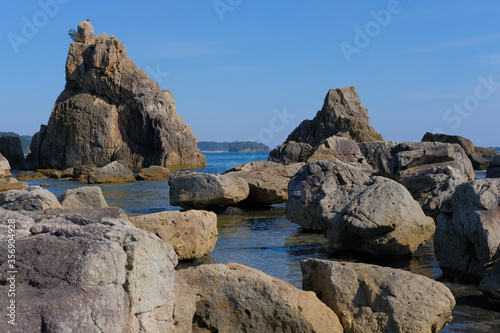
[25,21,206,171]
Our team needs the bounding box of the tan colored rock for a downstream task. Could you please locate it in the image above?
[169,172,249,209]
[88,161,136,184]
[136,165,171,180]
[36,168,63,179]
[301,259,455,333]
[58,186,109,210]
[0,153,28,191]
[17,172,47,181]
[130,210,218,260]
[180,263,343,333]
[0,186,62,211]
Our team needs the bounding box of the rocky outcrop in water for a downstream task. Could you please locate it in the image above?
[58,186,109,209]
[319,177,435,257]
[435,178,500,284]
[0,153,27,191]
[422,132,498,170]
[0,136,24,170]
[269,86,383,164]
[88,161,136,184]
[135,165,171,180]
[179,263,344,333]
[24,21,206,171]
[301,259,455,333]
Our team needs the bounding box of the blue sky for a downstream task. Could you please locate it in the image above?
[1,0,499,148]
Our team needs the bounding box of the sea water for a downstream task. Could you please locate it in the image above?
[13,152,500,332]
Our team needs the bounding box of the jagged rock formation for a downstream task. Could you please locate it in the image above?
[0,136,24,170]
[269,86,383,164]
[24,21,206,171]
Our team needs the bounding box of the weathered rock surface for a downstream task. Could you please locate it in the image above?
[422,132,498,170]
[16,171,47,181]
[0,208,35,241]
[0,186,62,211]
[0,208,179,332]
[88,161,137,184]
[168,272,197,332]
[179,263,343,333]
[24,20,206,171]
[130,210,218,260]
[72,165,98,182]
[286,159,370,231]
[486,155,500,178]
[136,165,171,180]
[58,186,109,209]
[223,161,305,205]
[479,259,500,299]
[169,172,249,209]
[269,86,383,164]
[36,168,63,179]
[0,153,28,191]
[359,140,398,177]
[435,178,500,283]
[397,165,467,218]
[319,177,435,257]
[0,136,24,170]
[269,141,315,165]
[301,259,455,333]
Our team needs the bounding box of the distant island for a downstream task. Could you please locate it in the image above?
[198,141,271,153]
[0,132,32,154]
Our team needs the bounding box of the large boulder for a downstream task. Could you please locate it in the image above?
[486,155,500,178]
[130,210,218,260]
[0,153,28,191]
[0,208,179,332]
[58,186,109,209]
[36,168,63,179]
[319,177,435,257]
[269,86,383,164]
[358,140,398,177]
[224,161,305,205]
[88,161,137,184]
[397,165,467,218]
[135,165,171,180]
[301,259,455,333]
[16,172,47,181]
[268,141,314,165]
[0,186,62,211]
[72,165,98,182]
[422,132,499,170]
[0,136,24,170]
[169,172,249,209]
[435,178,500,283]
[24,21,205,171]
[286,159,370,231]
[179,263,344,333]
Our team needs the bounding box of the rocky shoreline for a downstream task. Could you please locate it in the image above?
[1,20,500,333]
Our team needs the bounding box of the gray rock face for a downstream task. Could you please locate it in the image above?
[0,136,24,170]
[397,165,467,218]
[306,136,373,170]
[286,159,370,231]
[301,259,455,333]
[358,140,398,177]
[0,208,35,241]
[422,132,499,170]
[0,153,28,191]
[223,161,305,205]
[130,210,218,260]
[319,177,435,257]
[58,186,109,209]
[179,263,344,333]
[25,21,206,171]
[0,209,178,332]
[268,141,314,165]
[486,155,500,178]
[169,172,249,209]
[269,86,383,164]
[435,178,500,283]
[88,161,137,184]
[0,186,62,211]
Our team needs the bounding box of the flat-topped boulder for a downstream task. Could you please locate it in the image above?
[135,165,171,180]
[58,186,109,209]
[179,263,343,333]
[16,171,47,181]
[130,210,218,260]
[319,177,435,257]
[422,132,498,170]
[24,20,205,171]
[269,86,383,164]
[36,168,63,179]
[0,186,62,211]
[301,259,455,333]
[169,172,249,209]
[88,161,136,184]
